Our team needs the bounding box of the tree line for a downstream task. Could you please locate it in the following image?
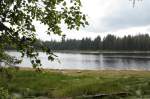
[43,34,150,51]
[6,34,150,51]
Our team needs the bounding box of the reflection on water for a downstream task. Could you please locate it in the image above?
[7,51,150,70]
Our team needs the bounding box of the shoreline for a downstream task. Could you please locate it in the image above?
[53,50,150,54]
[7,50,150,54]
[19,67,150,72]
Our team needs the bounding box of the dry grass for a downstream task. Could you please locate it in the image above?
[1,68,150,98]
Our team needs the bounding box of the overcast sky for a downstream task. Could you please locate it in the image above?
[35,0,150,41]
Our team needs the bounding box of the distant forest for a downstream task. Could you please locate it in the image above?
[6,34,150,51]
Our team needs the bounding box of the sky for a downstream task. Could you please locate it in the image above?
[35,0,150,41]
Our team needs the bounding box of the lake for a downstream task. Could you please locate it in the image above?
[7,51,150,70]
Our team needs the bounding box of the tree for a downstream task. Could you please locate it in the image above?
[102,34,117,50]
[80,37,93,50]
[0,0,88,68]
[93,36,101,50]
[130,0,143,8]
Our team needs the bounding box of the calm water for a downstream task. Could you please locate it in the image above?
[7,51,150,70]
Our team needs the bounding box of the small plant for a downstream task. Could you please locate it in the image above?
[0,67,21,99]
[0,87,9,99]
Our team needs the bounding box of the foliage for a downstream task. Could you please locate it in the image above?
[0,52,21,67]
[41,34,150,51]
[0,67,21,98]
[0,0,88,68]
[0,87,9,99]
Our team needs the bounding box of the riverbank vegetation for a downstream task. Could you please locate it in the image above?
[1,68,150,98]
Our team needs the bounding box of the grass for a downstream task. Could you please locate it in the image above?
[1,68,150,98]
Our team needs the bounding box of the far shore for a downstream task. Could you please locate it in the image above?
[53,50,150,54]
[6,50,150,54]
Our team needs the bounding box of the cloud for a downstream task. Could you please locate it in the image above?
[82,0,150,33]
[35,0,150,41]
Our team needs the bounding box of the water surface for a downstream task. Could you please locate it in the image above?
[7,51,150,70]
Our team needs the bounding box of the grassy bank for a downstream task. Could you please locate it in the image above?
[1,69,150,99]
